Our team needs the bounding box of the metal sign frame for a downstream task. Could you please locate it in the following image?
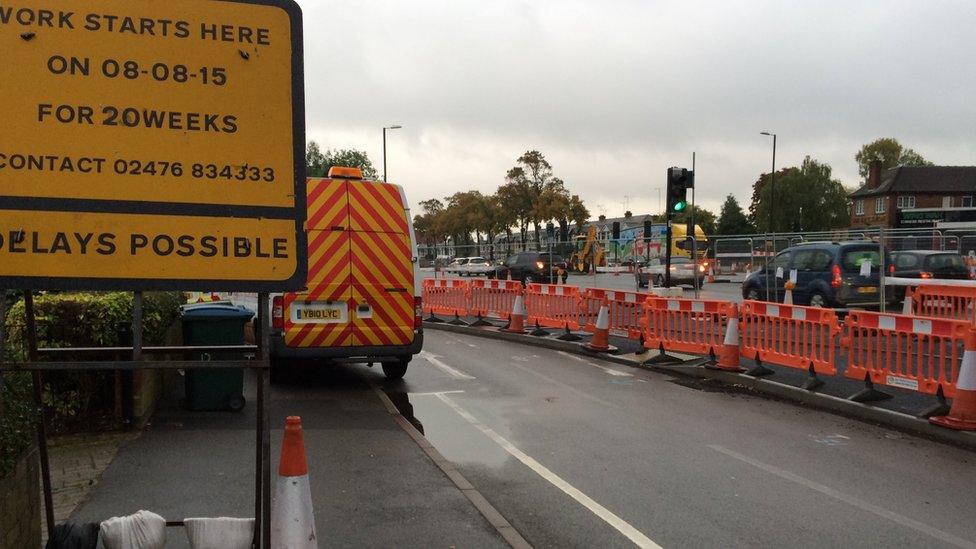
[0,0,307,292]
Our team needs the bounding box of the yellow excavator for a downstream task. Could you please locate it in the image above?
[569,226,606,273]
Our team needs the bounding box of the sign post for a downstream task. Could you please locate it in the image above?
[0,0,306,291]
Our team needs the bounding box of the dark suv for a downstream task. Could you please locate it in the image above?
[741,241,892,308]
[488,252,568,285]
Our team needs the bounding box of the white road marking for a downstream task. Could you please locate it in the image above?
[557,351,633,377]
[420,351,476,380]
[709,445,976,549]
[410,390,466,397]
[445,333,479,348]
[437,393,661,549]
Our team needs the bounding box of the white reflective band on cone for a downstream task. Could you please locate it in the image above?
[271,475,317,549]
[958,351,976,391]
[902,295,913,315]
[595,305,610,330]
[723,318,739,345]
[184,517,254,549]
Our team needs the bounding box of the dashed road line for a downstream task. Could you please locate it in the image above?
[557,351,633,377]
[421,351,476,380]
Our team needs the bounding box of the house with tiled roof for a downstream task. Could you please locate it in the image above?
[848,160,976,229]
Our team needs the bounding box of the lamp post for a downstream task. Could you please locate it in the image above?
[761,131,776,300]
[382,125,402,182]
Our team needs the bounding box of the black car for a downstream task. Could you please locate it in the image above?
[488,252,568,285]
[888,250,971,301]
[741,241,893,308]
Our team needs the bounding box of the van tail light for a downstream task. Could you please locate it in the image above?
[888,264,895,276]
[272,296,284,329]
[919,271,933,279]
[536,261,545,270]
[831,264,842,288]
[414,296,423,329]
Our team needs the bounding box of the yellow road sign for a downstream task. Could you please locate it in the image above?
[0,0,306,290]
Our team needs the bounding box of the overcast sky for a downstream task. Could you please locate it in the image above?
[296,0,976,218]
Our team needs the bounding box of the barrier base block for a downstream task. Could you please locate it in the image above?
[530,322,550,337]
[425,313,444,323]
[745,361,775,377]
[642,346,684,365]
[448,313,469,326]
[468,315,493,327]
[556,327,583,342]
[917,387,951,419]
[848,386,893,404]
[801,365,824,392]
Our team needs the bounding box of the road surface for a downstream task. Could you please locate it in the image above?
[372,329,976,548]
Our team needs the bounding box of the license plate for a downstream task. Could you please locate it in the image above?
[857,287,877,294]
[291,302,347,324]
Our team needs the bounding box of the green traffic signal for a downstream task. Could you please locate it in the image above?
[673,201,687,212]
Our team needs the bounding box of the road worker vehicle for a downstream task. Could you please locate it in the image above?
[270,167,423,380]
[568,226,607,273]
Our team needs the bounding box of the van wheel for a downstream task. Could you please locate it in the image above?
[746,288,761,301]
[382,359,409,380]
[655,275,664,287]
[809,292,827,308]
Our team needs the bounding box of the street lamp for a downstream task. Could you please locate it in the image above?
[382,125,402,182]
[761,131,777,300]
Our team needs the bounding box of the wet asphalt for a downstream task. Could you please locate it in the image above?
[378,330,976,548]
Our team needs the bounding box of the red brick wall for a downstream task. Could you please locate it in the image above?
[850,192,974,229]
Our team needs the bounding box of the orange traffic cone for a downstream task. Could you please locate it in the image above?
[902,286,914,315]
[585,302,611,352]
[503,294,527,334]
[714,304,743,372]
[783,280,795,305]
[271,417,316,548]
[930,331,976,431]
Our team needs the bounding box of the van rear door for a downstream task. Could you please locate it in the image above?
[347,181,416,346]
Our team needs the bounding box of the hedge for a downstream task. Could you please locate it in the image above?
[1,292,182,472]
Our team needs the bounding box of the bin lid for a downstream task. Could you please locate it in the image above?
[181,302,255,320]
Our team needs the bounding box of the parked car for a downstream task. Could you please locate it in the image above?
[458,256,492,277]
[888,250,971,301]
[741,241,894,308]
[487,252,569,285]
[636,257,705,288]
[446,257,472,274]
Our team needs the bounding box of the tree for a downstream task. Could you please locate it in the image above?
[855,137,932,180]
[497,179,534,246]
[567,195,590,235]
[751,157,850,232]
[672,205,717,235]
[715,194,755,235]
[305,141,378,179]
[506,150,556,245]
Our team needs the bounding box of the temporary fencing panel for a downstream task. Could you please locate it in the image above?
[844,310,969,397]
[739,301,841,375]
[643,298,734,355]
[912,285,976,324]
[422,279,469,316]
[525,284,583,329]
[469,279,523,320]
[583,289,648,339]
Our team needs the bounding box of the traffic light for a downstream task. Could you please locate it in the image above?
[612,221,620,240]
[666,167,694,213]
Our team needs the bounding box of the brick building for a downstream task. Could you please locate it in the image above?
[849,161,976,229]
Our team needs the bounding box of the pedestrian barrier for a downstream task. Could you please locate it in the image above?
[930,330,976,430]
[911,284,976,324]
[642,298,734,356]
[739,301,841,375]
[844,310,969,398]
[422,278,470,317]
[272,416,316,549]
[583,288,648,340]
[469,279,523,321]
[525,284,583,330]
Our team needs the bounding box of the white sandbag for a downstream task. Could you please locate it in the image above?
[184,517,254,549]
[99,510,166,549]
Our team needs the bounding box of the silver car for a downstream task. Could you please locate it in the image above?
[637,257,706,288]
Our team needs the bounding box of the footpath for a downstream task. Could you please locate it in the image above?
[65,368,509,548]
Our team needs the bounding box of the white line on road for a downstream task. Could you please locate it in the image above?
[709,445,976,549]
[445,333,479,348]
[437,393,661,549]
[420,351,476,380]
[557,351,633,377]
[410,390,466,397]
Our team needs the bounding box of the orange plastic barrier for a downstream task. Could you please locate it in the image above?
[422,279,469,316]
[583,289,649,339]
[912,285,976,324]
[739,301,841,375]
[844,310,969,397]
[468,279,522,320]
[525,284,583,330]
[642,298,734,355]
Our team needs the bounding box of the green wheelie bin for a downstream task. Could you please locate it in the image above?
[181,302,255,411]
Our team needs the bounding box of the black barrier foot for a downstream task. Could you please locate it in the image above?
[500,318,512,331]
[848,373,892,403]
[425,312,444,323]
[642,343,682,366]
[469,313,492,327]
[801,364,825,392]
[530,321,550,337]
[745,357,775,377]
[634,334,649,355]
[917,385,951,419]
[556,324,582,342]
[703,347,721,370]
[448,313,469,326]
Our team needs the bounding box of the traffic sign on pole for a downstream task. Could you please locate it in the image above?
[0,0,307,291]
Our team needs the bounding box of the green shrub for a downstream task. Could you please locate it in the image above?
[2,292,182,433]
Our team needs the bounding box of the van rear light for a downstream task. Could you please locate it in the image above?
[414,296,423,329]
[831,264,842,288]
[888,264,895,275]
[919,271,933,279]
[272,296,284,329]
